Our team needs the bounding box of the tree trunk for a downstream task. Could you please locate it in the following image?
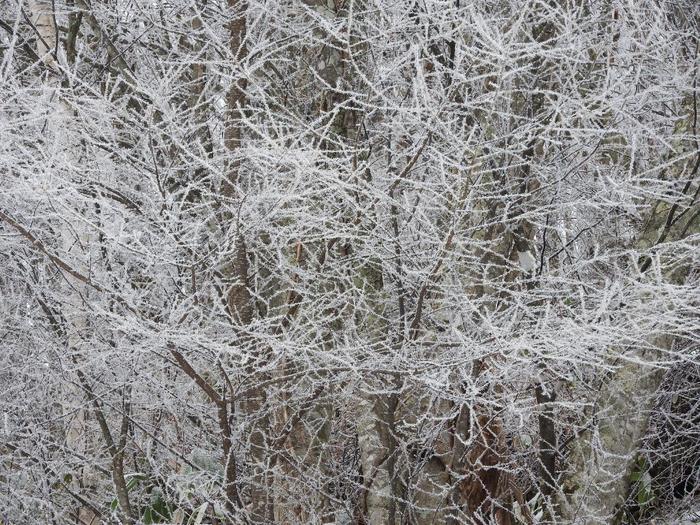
[558,338,672,524]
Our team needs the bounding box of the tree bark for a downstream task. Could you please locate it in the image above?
[558,338,671,524]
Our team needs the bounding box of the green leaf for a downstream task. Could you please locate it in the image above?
[150,494,172,522]
[636,472,654,507]
[187,503,208,525]
[124,473,147,493]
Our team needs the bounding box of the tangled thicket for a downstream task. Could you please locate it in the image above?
[0,0,699,524]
